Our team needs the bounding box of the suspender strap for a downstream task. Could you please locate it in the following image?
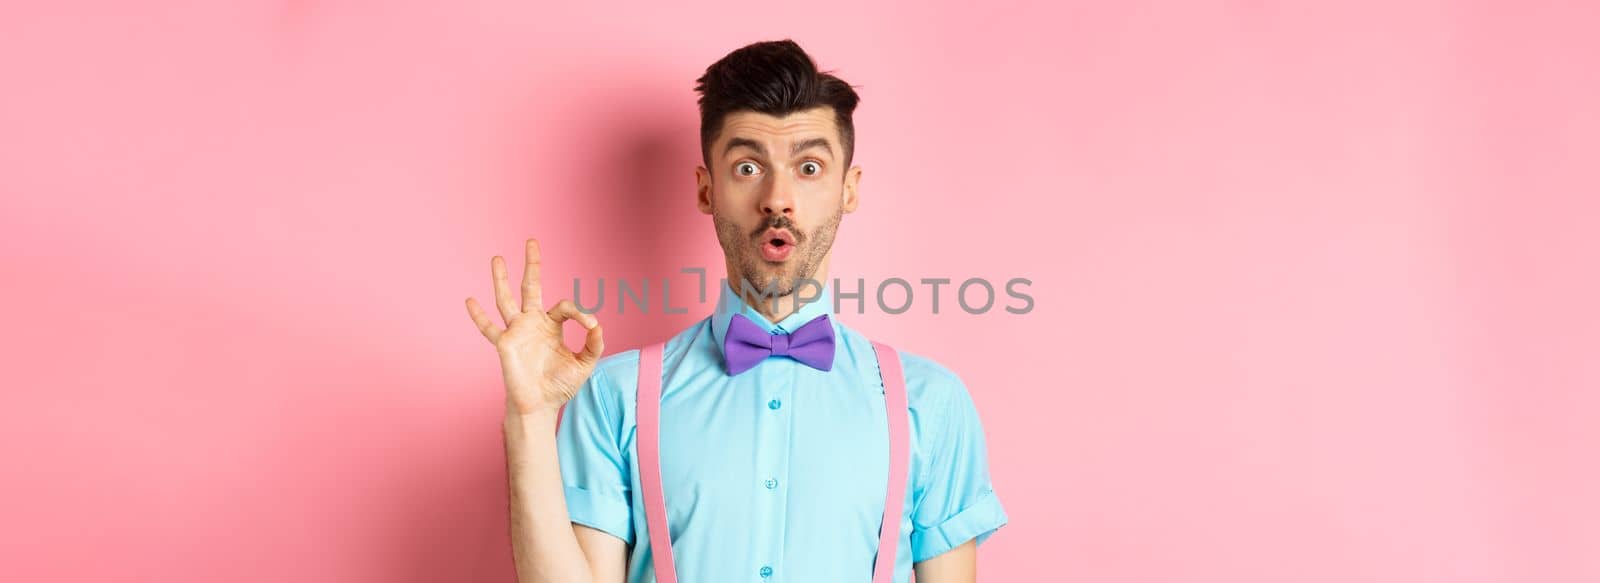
[636,342,677,583]
[636,341,911,583]
[869,341,911,583]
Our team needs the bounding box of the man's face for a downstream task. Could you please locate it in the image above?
[696,107,862,298]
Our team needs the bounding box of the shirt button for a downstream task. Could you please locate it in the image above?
[764,478,778,490]
[760,565,773,578]
[768,399,782,410]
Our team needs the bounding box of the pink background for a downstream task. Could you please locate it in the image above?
[2,2,1596,581]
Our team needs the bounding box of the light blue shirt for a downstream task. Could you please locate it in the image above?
[556,279,1008,582]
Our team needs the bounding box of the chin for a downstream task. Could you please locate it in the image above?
[742,273,791,295]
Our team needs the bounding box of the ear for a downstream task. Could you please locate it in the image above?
[695,166,714,215]
[841,165,863,214]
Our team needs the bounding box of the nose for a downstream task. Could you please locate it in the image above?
[758,175,794,217]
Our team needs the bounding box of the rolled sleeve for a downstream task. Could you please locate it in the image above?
[554,362,635,544]
[911,486,1008,561]
[908,361,1009,562]
[562,484,632,543]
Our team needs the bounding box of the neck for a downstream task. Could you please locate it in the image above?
[727,257,832,324]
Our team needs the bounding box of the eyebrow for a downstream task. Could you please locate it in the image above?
[722,137,766,159]
[722,137,836,159]
[790,137,834,159]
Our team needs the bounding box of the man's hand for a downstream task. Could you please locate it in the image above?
[466,238,605,416]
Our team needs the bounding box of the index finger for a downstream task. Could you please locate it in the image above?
[521,238,543,313]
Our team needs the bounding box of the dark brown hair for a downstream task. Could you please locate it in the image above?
[694,39,861,168]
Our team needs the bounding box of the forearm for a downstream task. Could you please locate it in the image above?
[504,408,592,583]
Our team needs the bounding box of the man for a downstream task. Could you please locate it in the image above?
[466,39,1007,583]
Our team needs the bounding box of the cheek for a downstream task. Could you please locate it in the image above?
[711,177,759,206]
[797,178,835,194]
[798,183,844,212]
[712,209,757,238]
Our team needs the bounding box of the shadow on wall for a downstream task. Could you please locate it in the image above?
[394,74,710,581]
[571,98,713,351]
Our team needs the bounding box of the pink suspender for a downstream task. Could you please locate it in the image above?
[871,341,912,583]
[635,341,911,583]
[636,342,678,582]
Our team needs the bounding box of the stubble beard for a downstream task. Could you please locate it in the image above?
[714,207,842,299]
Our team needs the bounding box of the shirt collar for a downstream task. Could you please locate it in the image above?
[710,278,836,359]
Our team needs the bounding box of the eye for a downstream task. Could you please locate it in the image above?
[799,161,822,176]
[735,161,762,176]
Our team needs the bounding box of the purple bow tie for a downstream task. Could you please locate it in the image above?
[722,313,836,376]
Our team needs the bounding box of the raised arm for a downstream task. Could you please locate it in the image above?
[466,238,626,583]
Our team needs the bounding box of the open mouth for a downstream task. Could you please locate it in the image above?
[760,229,796,262]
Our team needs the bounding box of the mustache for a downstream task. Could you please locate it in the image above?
[750,216,802,244]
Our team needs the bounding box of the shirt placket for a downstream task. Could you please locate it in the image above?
[753,355,796,582]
